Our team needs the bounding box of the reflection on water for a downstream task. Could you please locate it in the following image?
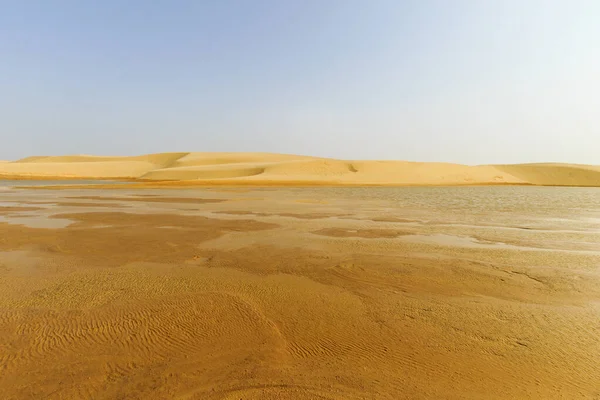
[402,233,600,254]
[403,233,511,248]
[0,185,599,250]
[0,215,73,228]
[285,186,600,214]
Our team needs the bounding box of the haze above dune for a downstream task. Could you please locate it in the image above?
[1,152,599,187]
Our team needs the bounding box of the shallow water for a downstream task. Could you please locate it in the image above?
[0,214,73,228]
[1,185,599,249]
[285,185,600,214]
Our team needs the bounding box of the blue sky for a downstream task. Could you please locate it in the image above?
[1,0,598,164]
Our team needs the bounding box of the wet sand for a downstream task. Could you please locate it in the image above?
[0,186,599,399]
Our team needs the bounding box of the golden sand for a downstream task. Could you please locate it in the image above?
[1,152,600,186]
[0,187,599,399]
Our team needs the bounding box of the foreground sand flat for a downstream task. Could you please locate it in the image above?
[0,186,599,399]
[2,152,600,186]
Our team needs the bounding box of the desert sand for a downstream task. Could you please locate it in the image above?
[1,152,600,186]
[0,186,599,399]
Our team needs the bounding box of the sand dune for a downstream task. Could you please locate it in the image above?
[170,152,314,167]
[14,153,188,165]
[0,153,188,179]
[341,161,527,185]
[0,160,155,179]
[495,163,600,187]
[1,152,599,186]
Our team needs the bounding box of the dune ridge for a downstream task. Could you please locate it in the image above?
[1,152,599,186]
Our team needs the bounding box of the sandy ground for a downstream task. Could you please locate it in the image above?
[0,186,599,399]
[2,152,600,186]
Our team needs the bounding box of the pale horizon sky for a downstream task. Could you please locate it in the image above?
[1,1,598,164]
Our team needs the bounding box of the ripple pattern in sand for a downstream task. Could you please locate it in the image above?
[0,293,285,399]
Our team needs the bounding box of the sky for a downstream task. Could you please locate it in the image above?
[0,0,599,164]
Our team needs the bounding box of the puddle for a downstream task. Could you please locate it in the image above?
[402,234,510,249]
[0,215,73,228]
[0,201,36,207]
[433,222,598,234]
[402,233,600,255]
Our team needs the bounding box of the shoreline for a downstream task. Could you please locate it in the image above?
[18,182,588,190]
[4,176,599,190]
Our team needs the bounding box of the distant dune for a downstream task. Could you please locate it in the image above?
[1,152,599,186]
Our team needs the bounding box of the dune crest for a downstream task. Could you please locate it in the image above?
[1,152,599,186]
